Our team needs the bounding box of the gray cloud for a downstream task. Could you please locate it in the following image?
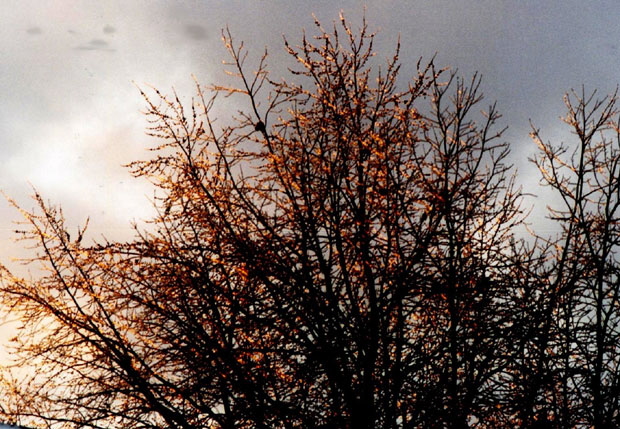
[89,39,108,47]
[3,0,620,259]
[184,24,207,40]
[75,38,115,51]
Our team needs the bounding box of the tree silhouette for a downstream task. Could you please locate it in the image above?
[527,88,620,428]
[1,14,618,429]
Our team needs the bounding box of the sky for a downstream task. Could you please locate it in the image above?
[1,0,620,344]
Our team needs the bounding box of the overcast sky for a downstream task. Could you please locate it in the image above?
[1,1,620,266]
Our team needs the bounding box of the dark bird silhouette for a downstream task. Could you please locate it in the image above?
[254,120,266,133]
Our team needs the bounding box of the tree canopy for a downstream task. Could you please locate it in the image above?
[1,15,620,429]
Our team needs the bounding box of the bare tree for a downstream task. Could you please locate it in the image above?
[403,71,525,428]
[0,15,528,428]
[528,88,620,428]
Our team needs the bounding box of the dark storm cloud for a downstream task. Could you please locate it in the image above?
[26,26,42,35]
[184,24,207,40]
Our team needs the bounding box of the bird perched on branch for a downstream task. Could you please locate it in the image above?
[254,120,266,133]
